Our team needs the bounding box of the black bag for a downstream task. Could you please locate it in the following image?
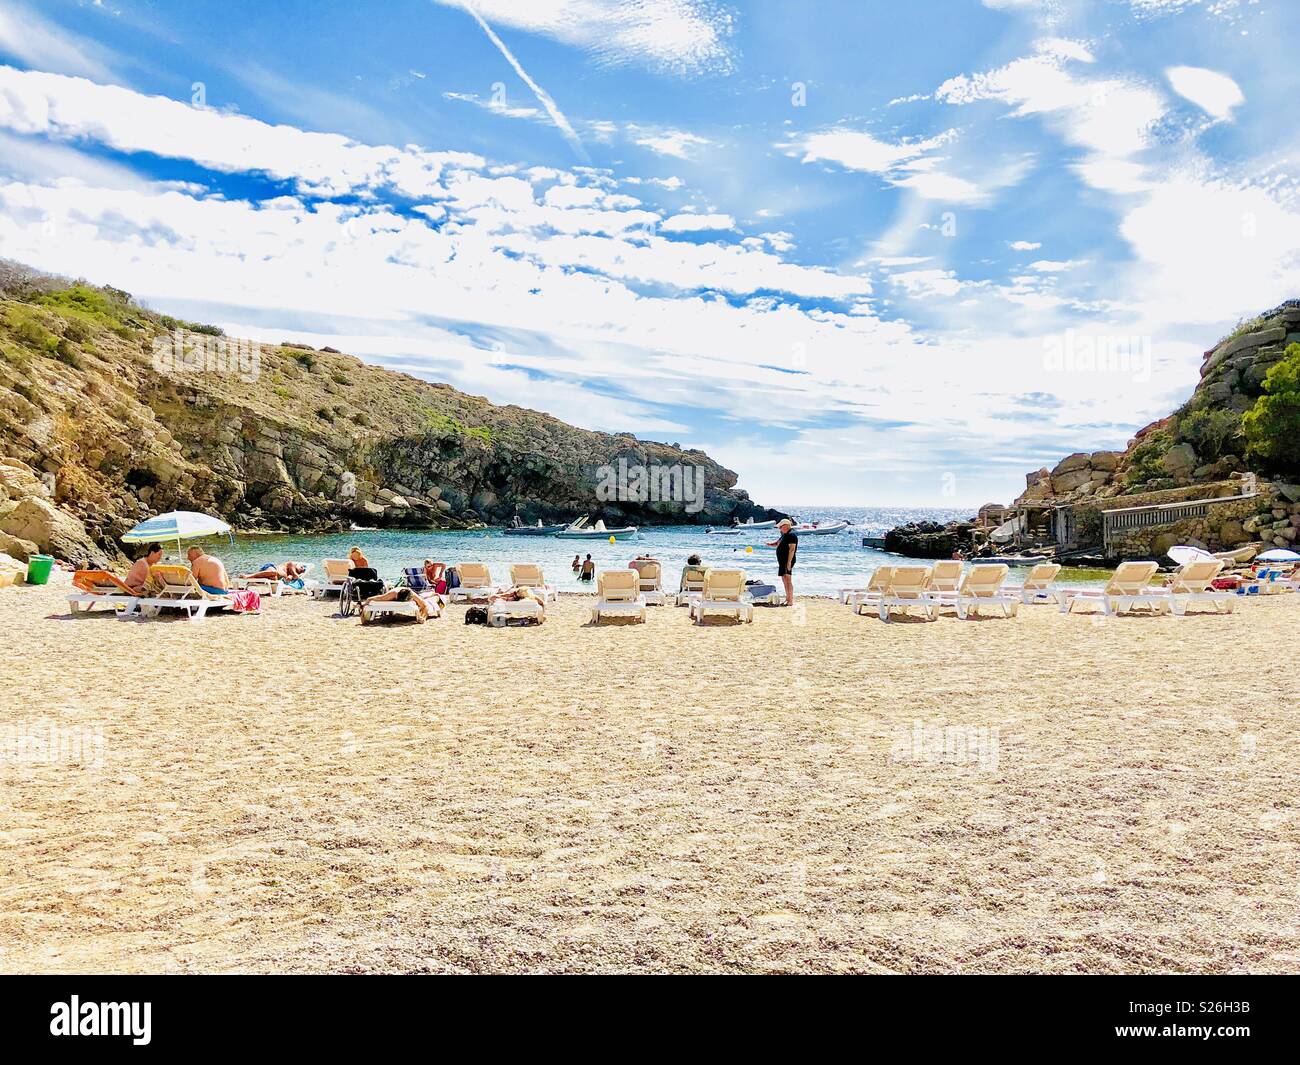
[465,606,488,625]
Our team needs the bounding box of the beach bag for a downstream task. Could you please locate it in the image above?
[465,606,488,625]
[434,578,448,595]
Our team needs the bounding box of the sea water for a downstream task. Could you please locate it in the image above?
[196,505,1108,596]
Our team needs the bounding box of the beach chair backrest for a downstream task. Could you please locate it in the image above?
[702,569,745,601]
[867,566,895,593]
[598,568,640,602]
[511,563,544,587]
[930,560,963,592]
[638,561,662,589]
[887,566,931,597]
[681,565,708,592]
[323,559,351,583]
[1106,561,1159,594]
[73,569,134,595]
[962,563,1008,595]
[149,564,199,597]
[459,563,491,587]
[403,567,430,592]
[1171,559,1223,592]
[1023,562,1061,590]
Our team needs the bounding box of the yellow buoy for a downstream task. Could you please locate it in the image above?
[609,535,616,544]
[746,545,753,553]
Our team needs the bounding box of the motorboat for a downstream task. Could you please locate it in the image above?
[793,520,849,535]
[732,517,777,529]
[555,517,638,540]
[707,527,742,535]
[503,518,568,536]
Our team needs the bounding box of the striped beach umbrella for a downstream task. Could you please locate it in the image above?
[122,511,232,554]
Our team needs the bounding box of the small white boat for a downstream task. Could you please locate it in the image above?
[794,520,849,535]
[556,517,638,540]
[733,517,777,529]
[707,527,742,535]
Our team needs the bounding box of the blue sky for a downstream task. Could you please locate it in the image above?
[1,0,1297,506]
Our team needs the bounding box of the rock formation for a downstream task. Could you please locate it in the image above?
[0,266,777,564]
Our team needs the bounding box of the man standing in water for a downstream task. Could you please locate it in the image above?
[766,518,798,606]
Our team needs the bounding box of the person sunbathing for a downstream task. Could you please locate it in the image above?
[239,561,307,581]
[490,586,545,605]
[422,559,446,585]
[187,547,230,594]
[348,546,371,570]
[362,586,431,623]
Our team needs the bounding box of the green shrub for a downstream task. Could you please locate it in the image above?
[1127,428,1174,485]
[1243,342,1300,468]
[1176,406,1243,462]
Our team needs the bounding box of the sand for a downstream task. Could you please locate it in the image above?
[1,580,1297,974]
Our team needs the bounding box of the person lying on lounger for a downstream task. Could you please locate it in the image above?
[125,543,163,593]
[362,586,431,622]
[239,561,307,581]
[489,586,545,606]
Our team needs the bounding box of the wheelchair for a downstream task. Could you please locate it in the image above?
[337,567,386,618]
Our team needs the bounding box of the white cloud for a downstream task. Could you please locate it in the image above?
[1165,65,1244,120]
[660,212,734,232]
[631,127,711,159]
[428,0,735,76]
[0,1,117,81]
[1028,258,1084,272]
[1008,240,1041,250]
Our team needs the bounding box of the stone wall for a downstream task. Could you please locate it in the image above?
[1102,484,1294,559]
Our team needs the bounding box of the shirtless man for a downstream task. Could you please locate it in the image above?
[124,543,163,593]
[187,546,230,594]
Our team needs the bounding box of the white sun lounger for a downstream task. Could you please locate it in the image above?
[1058,561,1164,616]
[591,568,647,623]
[67,570,139,614]
[634,560,667,606]
[449,562,495,603]
[690,569,753,624]
[930,563,1019,619]
[1016,562,1062,604]
[310,558,352,599]
[675,564,708,607]
[510,563,558,603]
[1148,559,1234,615]
[488,596,546,626]
[876,565,935,621]
[121,564,236,621]
[847,566,895,613]
[361,590,443,623]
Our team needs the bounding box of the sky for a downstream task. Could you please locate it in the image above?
[0,0,1297,507]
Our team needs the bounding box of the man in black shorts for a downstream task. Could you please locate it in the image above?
[766,518,798,606]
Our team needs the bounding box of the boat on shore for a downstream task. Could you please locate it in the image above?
[555,517,638,540]
[503,518,568,536]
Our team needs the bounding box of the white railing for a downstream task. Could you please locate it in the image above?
[1101,493,1257,551]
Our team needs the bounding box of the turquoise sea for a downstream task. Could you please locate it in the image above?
[192,505,1109,595]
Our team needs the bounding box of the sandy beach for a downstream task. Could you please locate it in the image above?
[1,582,1297,975]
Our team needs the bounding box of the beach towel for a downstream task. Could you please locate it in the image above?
[227,590,261,613]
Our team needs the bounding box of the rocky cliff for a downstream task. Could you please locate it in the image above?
[0,265,775,566]
[1016,301,1300,511]
[1005,300,1300,555]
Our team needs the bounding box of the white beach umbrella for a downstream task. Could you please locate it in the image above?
[1166,545,1216,566]
[1256,548,1300,563]
[122,511,232,555]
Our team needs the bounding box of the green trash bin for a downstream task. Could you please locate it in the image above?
[26,554,55,585]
